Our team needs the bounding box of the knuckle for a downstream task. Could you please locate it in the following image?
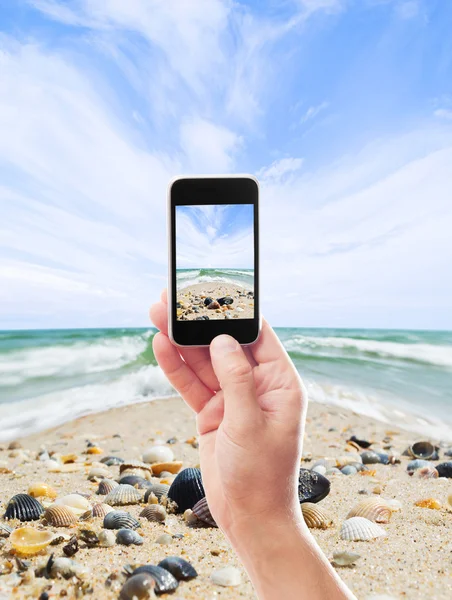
[227,360,252,384]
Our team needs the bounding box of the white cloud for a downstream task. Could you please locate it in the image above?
[434,108,452,121]
[257,157,304,183]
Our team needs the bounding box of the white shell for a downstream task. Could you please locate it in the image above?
[210,566,242,587]
[104,484,142,506]
[347,498,392,523]
[340,517,386,541]
[142,446,174,464]
[54,494,91,516]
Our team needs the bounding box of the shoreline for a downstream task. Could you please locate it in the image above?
[0,397,451,599]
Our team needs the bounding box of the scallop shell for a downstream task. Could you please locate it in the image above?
[339,517,386,541]
[54,494,91,516]
[298,469,331,504]
[158,556,198,581]
[168,468,205,513]
[104,484,142,506]
[119,574,156,600]
[103,510,141,530]
[10,526,55,555]
[119,461,153,479]
[43,505,78,527]
[417,466,439,479]
[28,482,57,500]
[347,498,392,523]
[143,446,174,464]
[435,462,452,478]
[132,565,179,594]
[97,479,119,495]
[192,497,217,527]
[414,498,442,510]
[100,455,124,466]
[116,528,143,546]
[301,502,334,529]
[332,551,361,567]
[92,503,114,518]
[144,484,170,503]
[4,494,44,522]
[151,461,183,476]
[119,475,152,489]
[140,504,167,523]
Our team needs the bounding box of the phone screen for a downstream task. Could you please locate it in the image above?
[175,204,255,322]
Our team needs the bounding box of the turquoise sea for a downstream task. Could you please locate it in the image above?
[0,328,451,442]
[176,268,254,290]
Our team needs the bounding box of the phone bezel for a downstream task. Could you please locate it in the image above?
[168,175,261,347]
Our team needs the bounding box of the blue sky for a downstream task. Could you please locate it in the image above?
[176,204,254,269]
[0,0,451,329]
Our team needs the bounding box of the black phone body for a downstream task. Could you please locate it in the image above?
[168,175,260,347]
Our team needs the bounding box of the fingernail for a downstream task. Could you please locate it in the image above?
[212,335,238,354]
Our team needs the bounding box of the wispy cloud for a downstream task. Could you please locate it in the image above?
[299,101,329,124]
[434,108,452,121]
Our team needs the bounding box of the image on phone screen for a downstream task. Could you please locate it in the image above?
[175,204,255,321]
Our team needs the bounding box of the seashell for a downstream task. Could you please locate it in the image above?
[119,475,152,489]
[325,467,342,476]
[146,492,158,505]
[445,448,452,457]
[8,440,22,450]
[156,533,173,544]
[104,484,142,506]
[143,446,174,464]
[347,498,392,523]
[168,468,205,513]
[54,494,91,516]
[119,573,156,600]
[10,526,55,555]
[158,556,198,581]
[150,461,183,476]
[192,497,217,527]
[28,482,57,500]
[184,509,198,525]
[301,502,333,529]
[210,566,242,587]
[86,446,103,455]
[97,478,119,495]
[133,565,179,594]
[298,469,331,504]
[60,453,78,463]
[4,494,44,522]
[341,466,357,475]
[332,550,361,567]
[347,436,372,449]
[144,484,170,503]
[448,493,452,508]
[336,455,362,468]
[312,465,327,476]
[414,498,442,510]
[116,528,143,546]
[98,529,116,547]
[103,510,141,530]
[404,441,438,460]
[120,461,153,479]
[360,451,381,465]
[92,503,114,518]
[385,498,402,512]
[407,459,430,473]
[47,461,81,473]
[0,523,13,537]
[87,467,111,481]
[435,461,452,478]
[43,505,78,527]
[79,529,99,547]
[340,517,386,541]
[63,534,79,556]
[417,466,439,479]
[140,505,167,523]
[100,455,124,466]
[45,555,90,579]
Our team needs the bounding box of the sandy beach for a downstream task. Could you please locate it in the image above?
[0,396,451,599]
[177,283,254,320]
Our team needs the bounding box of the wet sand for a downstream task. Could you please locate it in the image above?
[177,283,254,320]
[0,397,451,599]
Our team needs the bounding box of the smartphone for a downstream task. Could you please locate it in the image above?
[168,175,260,347]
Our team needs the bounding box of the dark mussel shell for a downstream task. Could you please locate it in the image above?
[4,494,44,521]
[348,435,372,449]
[158,556,198,581]
[103,510,141,530]
[119,475,152,489]
[298,469,330,504]
[144,484,170,502]
[167,468,204,513]
[435,461,452,478]
[116,529,143,546]
[360,451,381,464]
[132,565,179,594]
[100,455,124,466]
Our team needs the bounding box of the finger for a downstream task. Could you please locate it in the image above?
[209,335,260,425]
[196,390,225,436]
[152,332,212,413]
[251,318,296,373]
[150,300,220,391]
[161,289,168,303]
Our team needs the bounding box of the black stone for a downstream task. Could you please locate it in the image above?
[203,297,213,306]
[217,296,233,306]
[298,469,330,504]
[436,461,452,478]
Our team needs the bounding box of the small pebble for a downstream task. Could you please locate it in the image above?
[98,530,116,548]
[156,534,173,545]
[210,566,242,587]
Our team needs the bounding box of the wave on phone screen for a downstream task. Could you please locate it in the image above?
[175,204,254,321]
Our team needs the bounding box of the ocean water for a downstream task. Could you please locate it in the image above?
[0,328,451,442]
[176,268,254,290]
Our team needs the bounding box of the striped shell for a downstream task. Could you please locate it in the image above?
[103,510,141,530]
[97,479,119,495]
[151,461,183,475]
[168,468,205,513]
[54,494,91,516]
[120,461,153,478]
[119,475,151,489]
[104,484,142,506]
[43,505,78,527]
[301,502,334,529]
[116,528,143,546]
[140,505,167,523]
[340,517,386,541]
[144,484,170,502]
[4,494,44,522]
[347,498,392,523]
[92,503,115,518]
[10,526,55,555]
[192,497,217,527]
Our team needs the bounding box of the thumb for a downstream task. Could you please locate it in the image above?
[209,335,259,425]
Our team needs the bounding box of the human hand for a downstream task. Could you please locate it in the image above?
[149,290,307,537]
